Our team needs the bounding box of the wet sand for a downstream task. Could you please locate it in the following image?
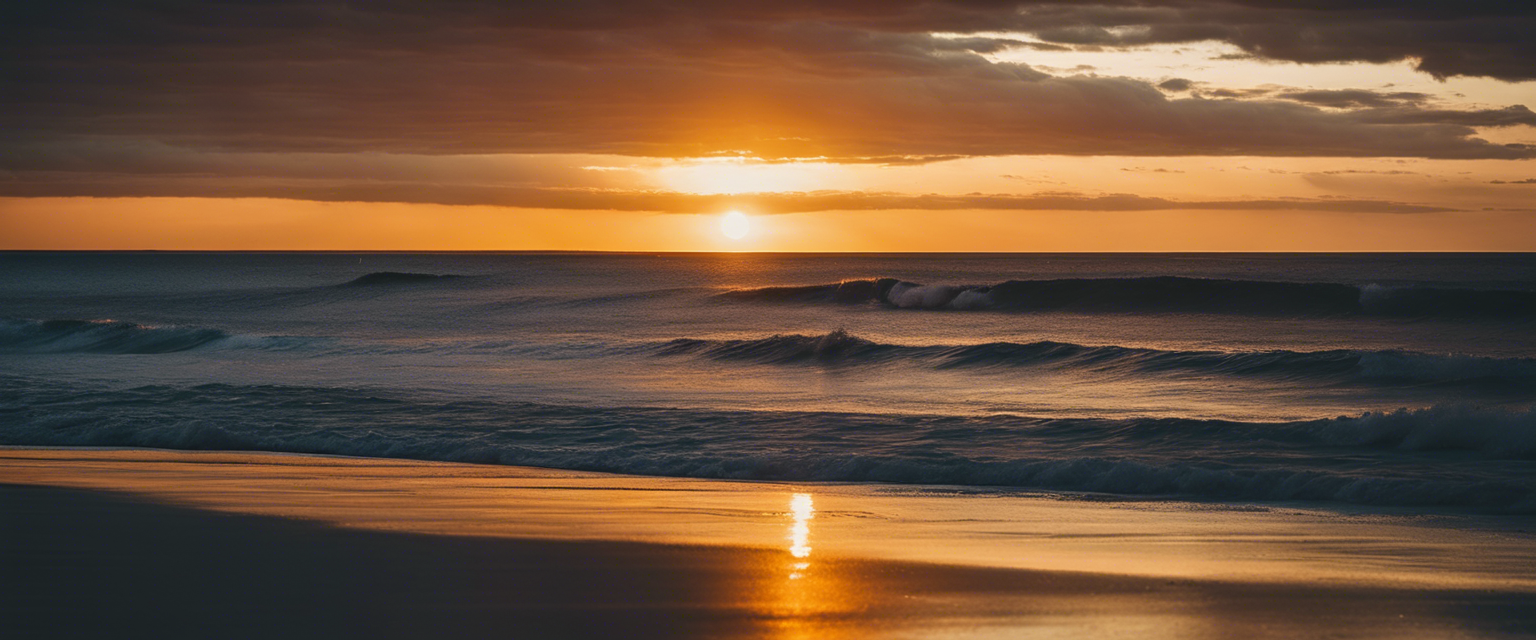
[3,449,1535,639]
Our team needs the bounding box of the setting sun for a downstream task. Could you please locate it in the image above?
[721,210,751,240]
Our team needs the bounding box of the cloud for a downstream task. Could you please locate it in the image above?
[1313,169,1420,175]
[2,1,1533,165]
[1489,178,1536,184]
[0,175,1460,215]
[1010,2,1536,81]
[1350,105,1536,127]
[1156,78,1197,92]
[1275,90,1432,109]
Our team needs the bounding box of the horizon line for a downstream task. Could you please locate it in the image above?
[3,249,1532,255]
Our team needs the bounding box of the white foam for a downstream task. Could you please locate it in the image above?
[885,283,964,308]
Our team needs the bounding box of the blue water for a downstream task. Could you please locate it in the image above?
[3,252,1534,513]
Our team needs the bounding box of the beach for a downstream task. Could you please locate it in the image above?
[7,0,1536,634]
[4,252,1534,638]
[4,448,1534,639]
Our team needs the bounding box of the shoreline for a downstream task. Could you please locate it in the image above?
[7,483,1532,639]
[4,448,1536,638]
[4,448,1535,583]
[5,444,1530,527]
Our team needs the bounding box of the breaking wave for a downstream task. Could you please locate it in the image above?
[657,330,1536,386]
[719,276,1536,317]
[3,377,1533,513]
[0,318,309,354]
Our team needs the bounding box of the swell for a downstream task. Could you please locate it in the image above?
[337,271,465,287]
[657,330,1536,386]
[0,271,487,319]
[3,377,1533,514]
[718,276,1536,318]
[0,318,312,354]
[0,316,600,357]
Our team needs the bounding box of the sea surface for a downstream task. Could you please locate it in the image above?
[3,252,1534,514]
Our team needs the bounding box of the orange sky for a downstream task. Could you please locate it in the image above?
[6,197,1533,252]
[3,3,1533,251]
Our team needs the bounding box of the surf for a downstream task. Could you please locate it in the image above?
[720,276,1536,318]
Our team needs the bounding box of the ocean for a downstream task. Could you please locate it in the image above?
[3,252,1534,514]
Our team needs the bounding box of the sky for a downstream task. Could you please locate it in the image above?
[2,1,1534,251]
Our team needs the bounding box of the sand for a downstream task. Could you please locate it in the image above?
[3,448,1535,639]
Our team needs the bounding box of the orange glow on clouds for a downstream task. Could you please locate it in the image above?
[654,158,840,195]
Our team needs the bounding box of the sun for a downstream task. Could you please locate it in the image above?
[720,210,751,240]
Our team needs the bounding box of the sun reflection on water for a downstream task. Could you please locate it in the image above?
[789,492,814,564]
[773,492,822,635]
[763,492,864,638]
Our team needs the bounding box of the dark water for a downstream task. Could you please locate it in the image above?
[2,252,1533,513]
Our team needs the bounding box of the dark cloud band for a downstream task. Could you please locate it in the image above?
[0,178,1462,215]
[2,1,1532,165]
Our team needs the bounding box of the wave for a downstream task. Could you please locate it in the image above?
[0,318,311,354]
[3,377,1532,513]
[718,276,1536,317]
[1322,405,1536,458]
[14,272,486,314]
[657,330,1536,386]
[338,271,465,287]
[658,329,906,364]
[167,271,480,309]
